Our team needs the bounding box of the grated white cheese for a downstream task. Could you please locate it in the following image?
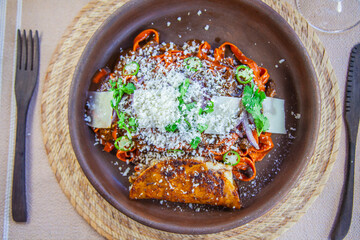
[291,111,301,119]
[122,167,130,176]
[133,88,181,129]
[119,42,238,148]
[103,40,285,158]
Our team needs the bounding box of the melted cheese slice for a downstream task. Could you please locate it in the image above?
[87,90,286,134]
[205,96,286,134]
[262,97,286,134]
[85,91,113,128]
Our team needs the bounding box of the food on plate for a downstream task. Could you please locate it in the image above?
[129,159,241,209]
[84,29,284,209]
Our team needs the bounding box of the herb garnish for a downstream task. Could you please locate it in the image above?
[110,79,137,138]
[197,123,208,133]
[242,84,269,135]
[165,119,181,132]
[199,101,214,115]
[165,78,207,149]
[179,78,190,97]
[165,78,191,131]
[190,136,201,149]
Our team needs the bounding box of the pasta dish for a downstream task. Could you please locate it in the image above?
[85,29,278,209]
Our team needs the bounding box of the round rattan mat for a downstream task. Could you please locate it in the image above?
[41,0,341,239]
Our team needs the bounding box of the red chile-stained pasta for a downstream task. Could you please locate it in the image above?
[85,29,275,208]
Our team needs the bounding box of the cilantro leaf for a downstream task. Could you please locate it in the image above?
[165,119,181,132]
[120,83,136,94]
[179,78,190,97]
[128,117,137,126]
[177,97,185,112]
[128,117,138,132]
[165,123,178,132]
[168,79,195,131]
[117,112,138,139]
[109,78,117,89]
[110,82,136,111]
[184,118,192,129]
[117,112,131,138]
[190,136,201,149]
[242,84,269,135]
[185,102,197,111]
[109,82,137,139]
[197,123,208,133]
[199,101,214,115]
[254,114,269,135]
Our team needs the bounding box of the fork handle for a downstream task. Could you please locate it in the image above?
[12,104,28,222]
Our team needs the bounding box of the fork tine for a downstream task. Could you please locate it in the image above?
[33,30,39,72]
[21,30,27,70]
[16,30,21,69]
[28,30,33,71]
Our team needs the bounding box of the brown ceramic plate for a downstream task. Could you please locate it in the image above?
[69,0,320,234]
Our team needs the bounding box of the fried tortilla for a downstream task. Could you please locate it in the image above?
[129,159,241,209]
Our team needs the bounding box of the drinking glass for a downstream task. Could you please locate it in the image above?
[296,0,360,33]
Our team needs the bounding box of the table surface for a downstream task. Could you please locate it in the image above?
[0,0,359,239]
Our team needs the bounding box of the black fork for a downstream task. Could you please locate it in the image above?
[12,29,40,222]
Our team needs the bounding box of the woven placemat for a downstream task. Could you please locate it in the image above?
[41,0,341,239]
